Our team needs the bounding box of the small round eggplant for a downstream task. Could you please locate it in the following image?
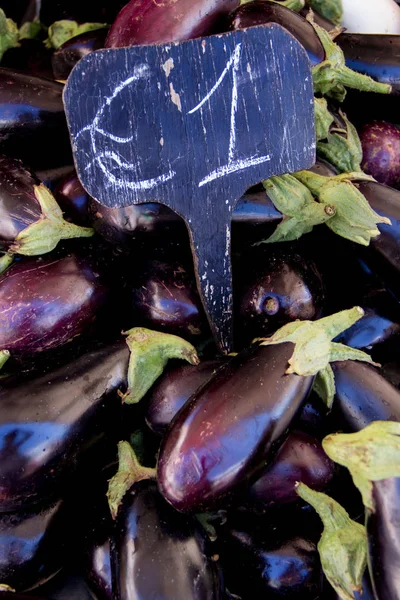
[105,0,240,48]
[114,480,224,600]
[145,359,225,435]
[234,248,324,345]
[0,340,129,512]
[0,69,71,170]
[359,121,400,188]
[158,342,313,512]
[52,29,108,81]
[248,430,335,511]
[1,39,54,81]
[229,1,325,66]
[0,250,109,357]
[53,170,91,226]
[130,258,210,341]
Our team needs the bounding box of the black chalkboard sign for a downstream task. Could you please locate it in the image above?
[64,24,315,352]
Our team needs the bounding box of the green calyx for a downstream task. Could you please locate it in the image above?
[293,170,391,246]
[240,0,305,9]
[0,351,10,372]
[0,253,13,275]
[314,97,334,141]
[317,110,363,173]
[10,184,94,256]
[296,483,367,600]
[306,0,343,26]
[260,307,378,407]
[121,327,199,404]
[0,584,16,592]
[0,9,19,61]
[45,20,108,50]
[308,14,391,100]
[107,441,156,519]
[323,421,400,512]
[19,19,45,41]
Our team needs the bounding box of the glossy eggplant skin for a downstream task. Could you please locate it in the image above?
[234,248,324,345]
[337,33,400,95]
[105,0,240,48]
[0,250,109,357]
[331,360,400,433]
[0,341,129,512]
[229,2,325,66]
[158,343,313,512]
[83,508,113,600]
[145,359,225,436]
[52,29,108,81]
[248,431,335,511]
[115,480,223,600]
[367,477,400,600]
[53,170,91,226]
[0,69,71,170]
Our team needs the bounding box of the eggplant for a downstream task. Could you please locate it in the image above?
[331,360,400,432]
[1,39,54,81]
[53,170,91,226]
[359,120,400,188]
[36,165,76,192]
[229,1,325,66]
[234,247,324,346]
[145,359,225,436]
[52,29,108,81]
[366,477,400,600]
[84,521,113,600]
[105,0,240,48]
[0,249,110,358]
[293,394,330,437]
[0,340,129,512]
[158,342,313,512]
[382,360,400,389]
[114,480,223,600]
[248,430,335,511]
[130,258,210,341]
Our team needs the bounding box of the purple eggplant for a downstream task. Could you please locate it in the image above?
[234,247,324,345]
[248,430,335,511]
[229,1,325,66]
[145,359,225,436]
[331,360,400,433]
[84,520,113,600]
[0,69,72,169]
[105,0,240,48]
[0,340,128,512]
[114,480,224,600]
[2,39,54,81]
[359,121,400,189]
[293,394,330,438]
[0,249,110,358]
[52,29,108,81]
[382,360,400,389]
[158,342,313,512]
[53,169,91,226]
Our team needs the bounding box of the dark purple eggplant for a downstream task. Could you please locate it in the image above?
[366,477,400,600]
[0,250,110,357]
[105,0,240,48]
[234,248,324,345]
[145,359,225,435]
[53,170,91,226]
[248,430,335,511]
[114,479,223,600]
[359,121,400,189]
[1,39,54,81]
[0,69,71,169]
[158,342,313,512]
[229,1,325,66]
[130,258,210,341]
[83,500,113,600]
[0,340,129,512]
[52,29,108,81]
[382,360,400,389]
[331,360,400,433]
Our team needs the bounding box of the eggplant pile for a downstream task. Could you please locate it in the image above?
[0,1,399,599]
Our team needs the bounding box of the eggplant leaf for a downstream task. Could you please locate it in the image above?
[122,327,199,404]
[323,421,400,511]
[313,363,335,407]
[296,483,367,600]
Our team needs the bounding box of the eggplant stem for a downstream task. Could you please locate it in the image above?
[0,253,13,275]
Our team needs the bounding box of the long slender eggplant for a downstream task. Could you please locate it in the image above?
[145,359,225,435]
[229,1,325,66]
[2,39,54,81]
[52,29,108,81]
[234,248,324,345]
[53,170,91,226]
[158,342,313,512]
[0,340,129,512]
[248,430,335,511]
[366,477,400,600]
[114,480,224,600]
[0,69,71,169]
[105,0,240,48]
[0,249,110,358]
[331,360,400,432]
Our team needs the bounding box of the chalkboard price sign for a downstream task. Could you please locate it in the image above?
[64,24,315,352]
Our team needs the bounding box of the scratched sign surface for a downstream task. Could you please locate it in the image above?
[64,24,315,352]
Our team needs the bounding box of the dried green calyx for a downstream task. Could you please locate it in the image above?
[317,110,363,174]
[45,20,108,49]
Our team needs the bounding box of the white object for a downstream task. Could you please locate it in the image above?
[341,0,400,34]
